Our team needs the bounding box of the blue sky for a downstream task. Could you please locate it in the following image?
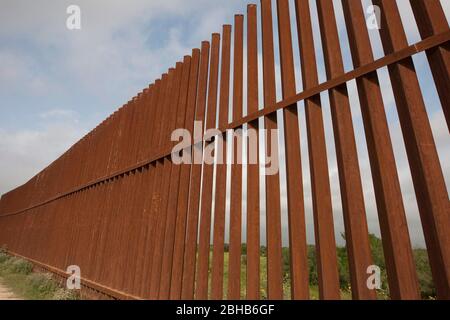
[0,0,449,247]
[0,0,256,189]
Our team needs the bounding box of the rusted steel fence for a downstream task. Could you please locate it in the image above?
[0,0,449,300]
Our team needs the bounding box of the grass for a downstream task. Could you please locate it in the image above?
[0,249,79,300]
[209,252,353,300]
[1,237,433,300]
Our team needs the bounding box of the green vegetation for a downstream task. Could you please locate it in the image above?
[0,233,435,300]
[413,248,437,299]
[0,248,79,300]
[217,234,435,300]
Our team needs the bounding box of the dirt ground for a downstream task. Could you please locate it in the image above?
[0,279,21,300]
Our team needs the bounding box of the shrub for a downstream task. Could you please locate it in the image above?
[307,246,318,286]
[414,249,435,299]
[52,288,79,300]
[0,246,9,264]
[0,252,10,264]
[0,256,33,275]
[0,251,79,300]
[9,258,33,275]
[26,273,58,297]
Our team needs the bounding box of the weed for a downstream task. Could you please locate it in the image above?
[0,253,78,300]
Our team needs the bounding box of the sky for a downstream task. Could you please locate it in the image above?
[0,0,449,248]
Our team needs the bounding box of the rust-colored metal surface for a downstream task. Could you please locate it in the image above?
[0,0,448,300]
[261,0,284,300]
[159,57,192,299]
[169,49,201,300]
[228,14,244,300]
[373,0,450,300]
[316,0,376,300]
[341,0,420,299]
[181,41,210,300]
[296,0,340,300]
[210,24,231,300]
[410,0,450,131]
[277,0,309,300]
[245,4,261,301]
[196,33,221,300]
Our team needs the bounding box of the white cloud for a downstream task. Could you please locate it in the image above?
[0,0,448,250]
[0,49,53,96]
[39,108,79,120]
[0,0,259,196]
[0,110,87,195]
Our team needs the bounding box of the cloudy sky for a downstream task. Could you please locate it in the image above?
[0,0,449,247]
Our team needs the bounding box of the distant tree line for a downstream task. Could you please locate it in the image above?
[222,234,435,299]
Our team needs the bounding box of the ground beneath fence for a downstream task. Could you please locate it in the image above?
[0,278,22,300]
